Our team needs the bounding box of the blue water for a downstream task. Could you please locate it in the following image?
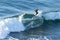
[0,0,60,19]
[0,0,60,40]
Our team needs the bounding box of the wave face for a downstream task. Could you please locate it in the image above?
[0,0,60,19]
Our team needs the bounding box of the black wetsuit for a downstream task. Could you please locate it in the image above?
[35,9,38,15]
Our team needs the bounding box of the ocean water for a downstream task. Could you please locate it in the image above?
[0,0,60,40]
[0,0,60,19]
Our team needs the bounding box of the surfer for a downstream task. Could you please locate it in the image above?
[35,9,38,15]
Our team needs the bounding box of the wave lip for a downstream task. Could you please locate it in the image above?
[43,12,60,20]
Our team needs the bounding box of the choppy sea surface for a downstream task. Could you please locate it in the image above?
[0,0,60,19]
[0,0,60,40]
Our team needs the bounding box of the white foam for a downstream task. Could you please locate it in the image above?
[0,21,10,39]
[43,12,60,20]
[4,18,25,32]
[0,17,26,39]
